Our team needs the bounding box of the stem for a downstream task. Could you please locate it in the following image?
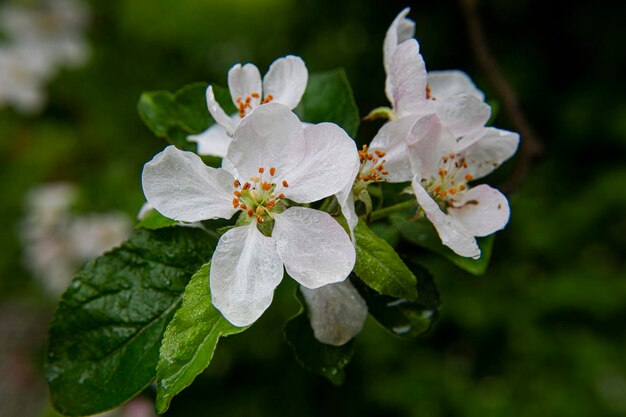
[369,199,416,222]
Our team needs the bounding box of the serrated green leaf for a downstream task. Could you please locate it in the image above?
[390,215,495,275]
[45,227,217,417]
[295,69,360,138]
[353,259,440,339]
[137,83,233,151]
[353,220,419,301]
[136,208,177,230]
[285,290,354,385]
[155,262,247,414]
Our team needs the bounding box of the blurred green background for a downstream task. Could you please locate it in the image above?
[1,0,625,416]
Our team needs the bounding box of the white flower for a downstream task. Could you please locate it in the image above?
[407,116,519,258]
[383,8,490,137]
[300,280,368,346]
[143,103,357,326]
[188,55,308,157]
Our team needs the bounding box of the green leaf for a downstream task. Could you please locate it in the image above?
[45,227,217,416]
[353,220,419,301]
[155,262,247,414]
[137,83,234,151]
[295,68,360,138]
[285,290,354,385]
[353,259,441,338]
[136,208,177,230]
[390,215,495,275]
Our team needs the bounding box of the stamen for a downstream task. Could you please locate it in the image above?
[240,204,247,210]
[459,185,466,191]
[247,209,254,217]
[278,193,285,199]
[262,182,272,191]
[258,167,265,174]
[374,149,386,157]
[266,201,276,209]
[256,206,264,216]
[262,94,274,104]
[270,167,276,176]
[257,215,264,223]
[232,198,239,208]
[282,180,289,187]
[250,176,260,183]
[464,174,473,181]
[234,191,242,197]
[243,182,251,190]
[251,92,260,98]
[233,180,240,188]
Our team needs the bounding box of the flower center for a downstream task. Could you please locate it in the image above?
[235,92,274,118]
[231,166,287,223]
[422,152,474,207]
[356,145,389,183]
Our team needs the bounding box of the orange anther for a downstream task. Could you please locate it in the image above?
[459,185,466,191]
[258,167,265,174]
[251,92,260,98]
[439,190,448,197]
[257,216,264,223]
[236,97,243,104]
[278,193,285,199]
[433,186,441,193]
[449,153,455,159]
[443,157,448,163]
[270,167,276,176]
[465,174,473,181]
[234,191,242,197]
[374,149,386,157]
[462,161,468,168]
[282,180,289,187]
[243,182,251,190]
[381,169,389,175]
[234,180,241,188]
[247,209,254,217]
[449,188,457,195]
[267,200,276,209]
[426,85,432,99]
[240,204,247,210]
[262,182,272,191]
[232,198,239,207]
[367,154,374,160]
[262,94,274,104]
[245,96,251,104]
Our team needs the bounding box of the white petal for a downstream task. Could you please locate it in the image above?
[227,63,262,109]
[206,85,237,135]
[388,40,428,117]
[411,176,480,259]
[369,115,418,183]
[282,123,358,203]
[273,207,355,288]
[187,122,233,157]
[210,224,284,327]
[448,185,510,237]
[457,127,520,180]
[262,55,308,109]
[300,280,368,346]
[142,146,237,222]
[427,70,485,101]
[227,103,306,181]
[336,160,360,243]
[383,7,416,91]
[433,93,491,137]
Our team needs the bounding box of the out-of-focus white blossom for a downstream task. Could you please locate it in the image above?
[20,183,132,297]
[0,0,90,114]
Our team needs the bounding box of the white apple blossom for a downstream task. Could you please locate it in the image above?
[383,8,490,137]
[407,116,519,258]
[143,103,357,326]
[188,55,308,157]
[300,280,368,346]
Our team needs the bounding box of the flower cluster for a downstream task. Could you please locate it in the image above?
[141,7,519,339]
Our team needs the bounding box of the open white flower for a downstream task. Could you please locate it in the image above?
[407,116,519,258]
[143,103,357,326]
[188,55,308,157]
[383,8,490,137]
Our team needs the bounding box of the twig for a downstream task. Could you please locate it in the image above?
[459,0,544,194]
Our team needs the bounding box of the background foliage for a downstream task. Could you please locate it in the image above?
[1,0,625,416]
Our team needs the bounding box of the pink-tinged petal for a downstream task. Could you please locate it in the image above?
[282,123,358,203]
[262,55,308,109]
[142,146,237,222]
[227,63,262,109]
[210,223,284,327]
[433,93,491,137]
[383,7,416,101]
[227,103,306,181]
[388,40,428,117]
[369,115,421,183]
[300,280,368,346]
[411,176,480,259]
[427,70,484,101]
[206,85,237,135]
[273,207,355,289]
[448,184,510,237]
[458,127,520,180]
[404,113,445,179]
[187,121,234,157]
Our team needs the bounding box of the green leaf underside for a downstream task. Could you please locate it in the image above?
[45,227,217,416]
[285,291,354,385]
[136,209,177,230]
[353,259,441,338]
[390,215,495,275]
[353,220,419,301]
[296,68,360,138]
[155,262,247,414]
[137,83,233,152]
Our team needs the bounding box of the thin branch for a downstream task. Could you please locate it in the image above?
[459,0,544,194]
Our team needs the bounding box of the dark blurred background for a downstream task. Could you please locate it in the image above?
[1,0,625,416]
